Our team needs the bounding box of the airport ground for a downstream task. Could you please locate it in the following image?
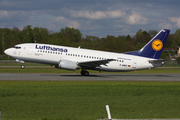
[0,65,180,120]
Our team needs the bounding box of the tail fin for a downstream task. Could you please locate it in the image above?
[124,29,170,59]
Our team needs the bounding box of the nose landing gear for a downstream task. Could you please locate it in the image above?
[15,59,25,69]
[81,70,89,76]
[21,64,25,69]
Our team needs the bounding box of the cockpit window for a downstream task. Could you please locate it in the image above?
[13,46,21,49]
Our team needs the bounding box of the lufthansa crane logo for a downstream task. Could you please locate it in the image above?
[152,39,163,51]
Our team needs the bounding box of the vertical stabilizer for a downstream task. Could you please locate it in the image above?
[124,29,170,59]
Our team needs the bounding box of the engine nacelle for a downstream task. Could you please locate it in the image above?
[16,59,25,63]
[56,59,78,70]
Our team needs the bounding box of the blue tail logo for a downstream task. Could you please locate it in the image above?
[124,29,170,59]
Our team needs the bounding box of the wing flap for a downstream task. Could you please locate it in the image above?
[78,59,115,68]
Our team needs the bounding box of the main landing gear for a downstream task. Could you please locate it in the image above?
[81,70,89,76]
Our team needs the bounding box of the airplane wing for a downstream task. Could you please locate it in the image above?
[78,59,115,68]
[148,59,175,63]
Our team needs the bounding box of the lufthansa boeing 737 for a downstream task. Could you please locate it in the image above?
[4,29,172,76]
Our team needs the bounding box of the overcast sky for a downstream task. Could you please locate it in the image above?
[0,0,180,37]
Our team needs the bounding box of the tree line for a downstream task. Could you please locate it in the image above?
[0,25,180,60]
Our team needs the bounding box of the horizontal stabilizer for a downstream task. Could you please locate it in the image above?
[148,59,175,63]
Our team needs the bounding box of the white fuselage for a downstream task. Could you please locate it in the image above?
[4,43,162,72]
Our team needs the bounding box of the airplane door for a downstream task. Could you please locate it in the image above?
[132,58,137,68]
[27,46,33,55]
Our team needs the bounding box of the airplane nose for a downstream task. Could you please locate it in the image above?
[4,49,10,55]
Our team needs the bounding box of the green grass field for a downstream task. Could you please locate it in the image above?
[0,81,180,120]
[0,65,180,120]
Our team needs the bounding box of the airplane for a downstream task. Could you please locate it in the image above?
[4,29,172,76]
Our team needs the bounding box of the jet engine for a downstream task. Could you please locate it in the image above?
[56,59,78,70]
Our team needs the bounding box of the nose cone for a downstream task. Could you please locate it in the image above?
[4,48,11,56]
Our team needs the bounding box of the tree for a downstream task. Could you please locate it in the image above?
[165,34,174,48]
[135,29,151,48]
[20,25,34,43]
[126,35,132,41]
[60,27,82,43]
[148,30,158,38]
[135,29,143,38]
[33,27,49,43]
[173,29,180,47]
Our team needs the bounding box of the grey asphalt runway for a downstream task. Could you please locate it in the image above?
[0,73,180,81]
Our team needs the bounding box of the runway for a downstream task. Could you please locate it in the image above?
[0,73,180,81]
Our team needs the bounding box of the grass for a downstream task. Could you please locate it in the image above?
[0,63,180,120]
[0,62,48,66]
[0,81,180,120]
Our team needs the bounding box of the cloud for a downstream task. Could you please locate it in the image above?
[169,17,180,27]
[47,16,81,31]
[158,23,172,29]
[0,10,30,24]
[127,11,147,24]
[0,10,9,17]
[67,21,81,28]
[55,16,65,21]
[70,10,125,19]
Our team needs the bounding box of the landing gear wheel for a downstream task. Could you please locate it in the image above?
[81,71,84,75]
[21,65,25,69]
[81,70,89,76]
[84,71,89,76]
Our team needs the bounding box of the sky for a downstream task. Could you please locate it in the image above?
[0,0,180,37]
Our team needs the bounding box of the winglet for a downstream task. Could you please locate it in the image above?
[124,29,170,59]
